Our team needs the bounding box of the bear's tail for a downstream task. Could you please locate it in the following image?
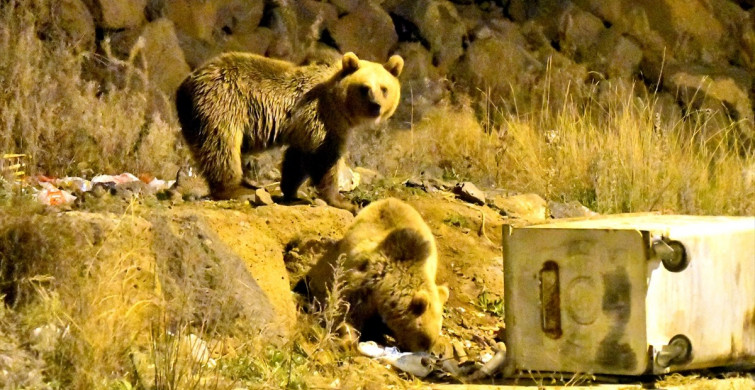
[380,228,431,262]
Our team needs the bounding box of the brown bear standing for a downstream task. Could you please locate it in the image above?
[175,52,403,211]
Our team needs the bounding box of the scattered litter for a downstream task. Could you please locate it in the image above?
[357,341,435,378]
[358,340,508,381]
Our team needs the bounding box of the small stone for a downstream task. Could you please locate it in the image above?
[252,188,274,206]
[453,182,486,205]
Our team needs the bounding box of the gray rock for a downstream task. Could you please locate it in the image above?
[253,188,275,206]
[330,3,397,61]
[84,0,147,29]
[54,0,96,51]
[139,19,192,96]
[548,200,598,219]
[392,0,466,71]
[454,182,486,205]
[488,193,548,221]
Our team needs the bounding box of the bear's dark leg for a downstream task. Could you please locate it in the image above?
[307,144,356,213]
[280,147,309,202]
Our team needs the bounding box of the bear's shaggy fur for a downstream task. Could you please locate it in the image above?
[175,52,403,210]
[303,198,449,352]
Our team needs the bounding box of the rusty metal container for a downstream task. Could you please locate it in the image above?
[502,214,755,376]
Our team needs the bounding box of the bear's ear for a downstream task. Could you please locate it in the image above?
[384,55,404,77]
[409,291,429,315]
[437,284,449,304]
[381,228,431,262]
[342,52,360,73]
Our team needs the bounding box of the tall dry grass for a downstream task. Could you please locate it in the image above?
[358,80,754,216]
[0,0,183,180]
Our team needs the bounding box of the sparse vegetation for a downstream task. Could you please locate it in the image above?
[354,81,753,216]
[0,0,184,180]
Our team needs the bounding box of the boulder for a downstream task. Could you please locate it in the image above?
[140,19,192,96]
[593,30,643,79]
[392,0,467,70]
[454,182,486,205]
[666,67,754,125]
[214,0,265,37]
[220,26,274,56]
[296,0,338,41]
[548,200,598,219]
[488,193,548,221]
[329,0,364,14]
[558,5,606,61]
[329,2,397,61]
[266,5,303,61]
[84,0,147,29]
[455,32,539,97]
[163,0,218,42]
[53,0,96,51]
[392,42,445,124]
[629,0,727,64]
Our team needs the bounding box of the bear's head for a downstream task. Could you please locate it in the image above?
[374,228,450,352]
[338,52,403,124]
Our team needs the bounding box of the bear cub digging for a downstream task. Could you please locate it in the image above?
[302,198,449,352]
[176,52,403,211]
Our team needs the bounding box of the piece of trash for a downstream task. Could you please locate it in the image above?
[357,341,435,378]
[466,342,507,380]
[337,159,360,192]
[147,178,172,192]
[37,187,76,206]
[392,353,434,378]
[56,176,92,192]
[92,172,139,185]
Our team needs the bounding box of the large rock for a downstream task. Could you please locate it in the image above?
[455,32,539,98]
[558,5,605,62]
[140,19,191,95]
[214,0,265,37]
[52,0,96,51]
[265,5,303,61]
[392,0,467,70]
[296,0,338,40]
[219,27,274,57]
[666,67,754,125]
[164,0,218,42]
[488,193,548,221]
[593,30,643,79]
[84,0,147,29]
[329,2,397,61]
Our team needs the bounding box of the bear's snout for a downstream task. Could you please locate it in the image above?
[368,101,382,117]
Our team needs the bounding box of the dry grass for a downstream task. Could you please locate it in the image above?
[355,80,754,216]
[0,0,184,180]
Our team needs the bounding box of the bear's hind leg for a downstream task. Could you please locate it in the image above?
[197,127,256,200]
[280,147,310,203]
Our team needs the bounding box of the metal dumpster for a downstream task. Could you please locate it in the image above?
[502,214,755,376]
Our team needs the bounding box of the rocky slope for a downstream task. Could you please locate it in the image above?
[49,0,755,140]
